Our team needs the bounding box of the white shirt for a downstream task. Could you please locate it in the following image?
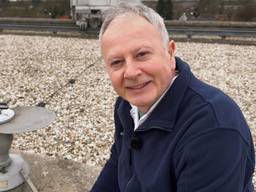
[130,75,178,131]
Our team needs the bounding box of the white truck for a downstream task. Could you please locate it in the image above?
[70,0,120,30]
[70,0,143,30]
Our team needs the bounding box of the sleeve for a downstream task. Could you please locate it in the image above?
[175,129,253,192]
[90,97,123,192]
[90,143,120,192]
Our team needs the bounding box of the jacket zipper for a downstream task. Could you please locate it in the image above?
[129,147,133,165]
[124,174,135,192]
[125,137,134,192]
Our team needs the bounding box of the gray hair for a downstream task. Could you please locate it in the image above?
[99,1,170,49]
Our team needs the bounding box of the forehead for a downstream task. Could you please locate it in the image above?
[106,13,151,30]
[101,14,162,52]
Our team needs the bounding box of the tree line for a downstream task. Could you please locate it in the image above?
[157,0,256,21]
[0,0,70,18]
[0,0,255,21]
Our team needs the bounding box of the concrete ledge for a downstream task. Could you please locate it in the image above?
[9,151,100,192]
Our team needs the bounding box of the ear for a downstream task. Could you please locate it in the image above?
[168,40,176,58]
[167,40,176,70]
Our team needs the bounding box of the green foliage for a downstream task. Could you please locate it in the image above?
[0,0,70,18]
[44,0,70,18]
[235,0,256,21]
[31,0,41,6]
[156,0,173,20]
[197,0,256,21]
[198,0,223,16]
[0,0,9,8]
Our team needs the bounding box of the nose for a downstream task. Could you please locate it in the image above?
[123,60,141,79]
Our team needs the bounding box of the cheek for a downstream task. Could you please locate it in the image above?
[151,63,172,85]
[109,72,123,91]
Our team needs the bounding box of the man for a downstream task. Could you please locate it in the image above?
[91,2,255,192]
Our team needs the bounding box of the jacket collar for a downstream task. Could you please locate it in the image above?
[117,57,192,133]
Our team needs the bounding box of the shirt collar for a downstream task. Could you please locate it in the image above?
[130,75,178,130]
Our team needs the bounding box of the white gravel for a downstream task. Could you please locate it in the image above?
[0,35,255,171]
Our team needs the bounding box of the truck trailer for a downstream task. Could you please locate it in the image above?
[70,0,119,30]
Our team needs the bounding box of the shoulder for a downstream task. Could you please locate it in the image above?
[179,76,251,145]
[189,77,247,127]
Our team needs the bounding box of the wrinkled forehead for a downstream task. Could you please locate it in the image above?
[111,12,151,24]
[103,12,153,37]
[102,13,156,41]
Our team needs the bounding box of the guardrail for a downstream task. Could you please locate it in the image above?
[165,20,256,39]
[0,17,256,40]
[0,17,78,33]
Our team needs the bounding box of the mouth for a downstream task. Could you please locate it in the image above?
[126,81,151,90]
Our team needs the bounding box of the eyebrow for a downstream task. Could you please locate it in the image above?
[134,46,154,53]
[106,56,123,64]
[105,45,154,63]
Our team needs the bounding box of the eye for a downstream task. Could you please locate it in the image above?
[111,59,123,66]
[136,51,150,60]
[109,59,125,70]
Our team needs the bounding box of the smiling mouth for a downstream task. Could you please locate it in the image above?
[126,81,151,90]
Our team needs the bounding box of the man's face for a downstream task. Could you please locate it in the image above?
[101,14,176,112]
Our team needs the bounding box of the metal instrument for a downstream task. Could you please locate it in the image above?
[0,103,55,192]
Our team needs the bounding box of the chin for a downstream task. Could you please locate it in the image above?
[123,91,157,107]
[129,98,154,110]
